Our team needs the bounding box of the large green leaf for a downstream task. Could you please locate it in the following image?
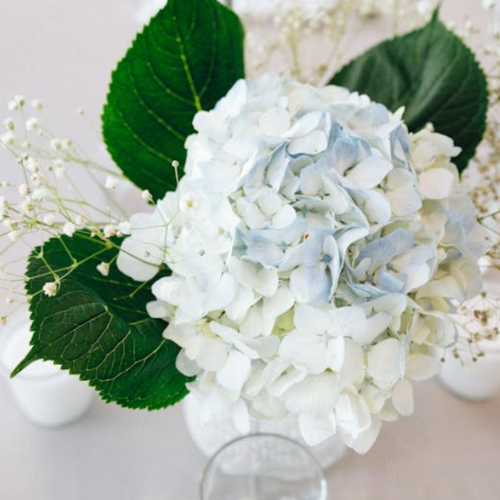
[330,12,488,172]
[102,0,245,199]
[12,233,190,410]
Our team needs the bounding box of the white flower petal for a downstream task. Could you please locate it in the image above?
[406,353,441,381]
[342,416,381,454]
[196,337,229,372]
[294,304,331,334]
[336,392,372,438]
[263,285,295,319]
[176,350,201,377]
[259,107,291,136]
[272,204,297,229]
[117,237,163,282]
[217,351,252,393]
[367,339,406,386]
[419,168,456,199]
[289,130,328,156]
[299,412,337,446]
[346,156,393,189]
[284,373,340,417]
[392,378,414,416]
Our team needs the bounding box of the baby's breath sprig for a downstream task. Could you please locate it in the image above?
[0,98,145,323]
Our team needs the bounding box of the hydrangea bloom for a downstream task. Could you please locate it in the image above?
[118,75,484,453]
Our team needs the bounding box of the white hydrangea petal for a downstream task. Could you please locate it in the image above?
[284,373,340,417]
[231,258,279,297]
[335,392,372,438]
[176,350,201,377]
[279,330,330,374]
[299,412,337,446]
[192,111,228,142]
[272,204,297,229]
[232,399,251,434]
[339,340,365,387]
[259,107,291,136]
[217,350,252,393]
[342,416,382,454]
[196,337,229,372]
[216,79,248,118]
[285,111,322,138]
[392,378,414,416]
[328,306,368,338]
[246,358,290,397]
[117,237,163,282]
[288,130,328,156]
[263,285,295,319]
[351,312,392,345]
[361,189,392,225]
[367,339,405,386]
[163,322,196,344]
[405,353,441,381]
[346,156,393,189]
[294,304,331,333]
[386,170,422,216]
[419,168,456,199]
[289,264,332,306]
[226,285,257,322]
[257,192,282,216]
[268,368,307,397]
[146,300,173,320]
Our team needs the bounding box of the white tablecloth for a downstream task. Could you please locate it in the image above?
[1,379,500,499]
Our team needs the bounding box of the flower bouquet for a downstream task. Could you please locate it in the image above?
[1,0,495,454]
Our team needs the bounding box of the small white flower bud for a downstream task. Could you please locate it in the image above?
[26,157,40,172]
[62,222,76,237]
[54,162,66,178]
[118,221,132,235]
[30,99,43,110]
[26,117,39,131]
[105,176,119,190]
[50,139,62,151]
[4,117,14,131]
[0,131,15,147]
[14,95,25,107]
[43,282,58,297]
[43,214,55,226]
[96,262,110,277]
[8,230,21,242]
[142,190,153,202]
[75,215,85,226]
[103,225,116,238]
[18,184,30,197]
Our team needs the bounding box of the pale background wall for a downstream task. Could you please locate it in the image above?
[0,0,489,139]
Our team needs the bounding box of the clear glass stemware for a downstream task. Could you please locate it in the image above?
[200,433,328,500]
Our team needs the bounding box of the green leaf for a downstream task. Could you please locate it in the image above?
[102,0,245,199]
[330,12,488,172]
[12,233,191,411]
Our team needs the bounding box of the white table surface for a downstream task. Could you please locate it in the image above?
[1,1,498,499]
[1,378,500,500]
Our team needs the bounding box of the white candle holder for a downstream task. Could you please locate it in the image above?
[439,341,500,402]
[0,311,95,428]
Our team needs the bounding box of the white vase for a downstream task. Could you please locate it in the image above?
[438,340,500,401]
[183,394,347,470]
[0,311,95,427]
